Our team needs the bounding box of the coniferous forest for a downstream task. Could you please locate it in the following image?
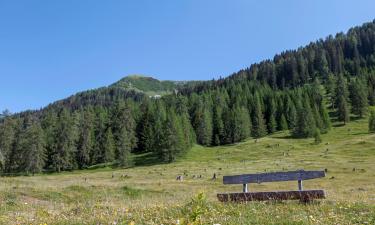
[2,20,375,174]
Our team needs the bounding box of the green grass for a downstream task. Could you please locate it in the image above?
[0,118,374,224]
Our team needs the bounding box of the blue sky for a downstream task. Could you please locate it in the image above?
[1,0,375,112]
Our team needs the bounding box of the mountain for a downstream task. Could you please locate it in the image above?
[1,20,375,174]
[110,75,201,97]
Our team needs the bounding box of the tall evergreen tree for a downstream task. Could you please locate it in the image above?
[103,128,115,162]
[92,108,109,164]
[252,92,267,138]
[159,110,184,163]
[0,116,16,172]
[335,74,350,124]
[192,100,212,146]
[337,95,350,124]
[212,104,224,146]
[111,100,137,167]
[292,97,316,138]
[349,79,368,118]
[76,108,94,169]
[137,102,155,153]
[52,109,77,172]
[21,119,46,175]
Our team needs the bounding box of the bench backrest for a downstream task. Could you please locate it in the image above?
[223,170,325,185]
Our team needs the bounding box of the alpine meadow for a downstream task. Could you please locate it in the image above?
[1,10,375,225]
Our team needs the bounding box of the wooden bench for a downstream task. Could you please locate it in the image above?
[217,170,326,203]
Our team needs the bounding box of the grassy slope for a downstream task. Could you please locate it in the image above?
[0,118,374,224]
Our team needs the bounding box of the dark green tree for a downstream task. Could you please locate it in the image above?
[76,108,94,169]
[349,79,368,118]
[252,92,267,138]
[103,128,115,162]
[159,110,184,163]
[111,100,137,167]
[292,98,316,138]
[52,109,77,172]
[21,119,46,175]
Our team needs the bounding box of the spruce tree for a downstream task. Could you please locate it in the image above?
[92,108,109,164]
[103,128,115,162]
[252,92,267,138]
[111,100,137,167]
[349,79,368,118]
[292,98,316,138]
[335,74,350,124]
[337,95,350,124]
[52,109,77,172]
[192,100,212,146]
[279,114,288,131]
[76,108,94,169]
[159,110,184,163]
[137,103,155,153]
[233,107,251,142]
[285,96,297,129]
[22,119,46,175]
[267,98,277,133]
[212,105,224,146]
[152,100,166,155]
[0,116,16,172]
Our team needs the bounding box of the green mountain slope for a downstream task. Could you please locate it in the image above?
[110,74,201,96]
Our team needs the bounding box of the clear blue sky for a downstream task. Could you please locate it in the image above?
[1,0,375,112]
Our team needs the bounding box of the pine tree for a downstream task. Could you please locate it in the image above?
[212,105,224,146]
[40,110,58,170]
[21,119,46,175]
[335,74,350,124]
[0,116,16,172]
[76,108,94,169]
[286,98,297,130]
[233,106,251,142]
[192,100,212,146]
[111,100,137,167]
[52,109,77,172]
[267,98,277,133]
[103,128,115,162]
[279,114,288,131]
[337,95,350,124]
[152,100,166,155]
[252,92,267,138]
[137,102,155,153]
[292,97,316,138]
[92,108,109,164]
[326,73,336,109]
[349,79,368,118]
[159,110,184,163]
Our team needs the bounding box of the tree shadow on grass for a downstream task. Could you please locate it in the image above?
[133,152,164,167]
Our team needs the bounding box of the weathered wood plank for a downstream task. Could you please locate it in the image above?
[223,170,325,184]
[217,190,325,202]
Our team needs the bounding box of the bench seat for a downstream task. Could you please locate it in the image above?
[217,189,325,202]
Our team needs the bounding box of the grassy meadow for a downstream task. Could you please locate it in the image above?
[0,117,374,224]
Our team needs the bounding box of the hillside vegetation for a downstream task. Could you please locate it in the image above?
[0,117,374,224]
[110,75,201,96]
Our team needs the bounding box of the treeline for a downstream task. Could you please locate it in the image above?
[1,20,375,174]
[0,99,195,174]
[180,20,375,93]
